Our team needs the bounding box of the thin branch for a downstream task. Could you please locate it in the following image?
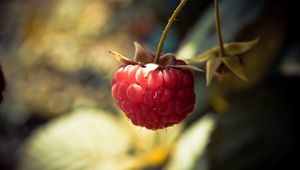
[214,0,226,56]
[154,0,188,64]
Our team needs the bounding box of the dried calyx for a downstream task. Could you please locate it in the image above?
[190,38,259,86]
[188,0,260,86]
[109,42,202,72]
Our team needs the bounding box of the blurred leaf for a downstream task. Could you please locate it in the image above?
[20,108,131,170]
[120,116,182,170]
[166,114,216,170]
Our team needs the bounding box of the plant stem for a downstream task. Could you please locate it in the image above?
[214,0,226,57]
[154,0,188,64]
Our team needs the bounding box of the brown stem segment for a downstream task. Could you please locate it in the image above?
[154,0,188,64]
[214,0,226,57]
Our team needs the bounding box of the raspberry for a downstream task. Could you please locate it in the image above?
[111,60,195,130]
[109,42,200,130]
[108,0,202,130]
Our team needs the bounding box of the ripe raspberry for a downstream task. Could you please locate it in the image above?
[111,60,195,130]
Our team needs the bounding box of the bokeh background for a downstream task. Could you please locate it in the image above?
[0,0,299,170]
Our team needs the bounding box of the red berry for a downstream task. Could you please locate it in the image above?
[111,61,195,130]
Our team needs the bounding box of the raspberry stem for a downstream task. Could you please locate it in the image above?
[154,0,188,64]
[214,0,226,57]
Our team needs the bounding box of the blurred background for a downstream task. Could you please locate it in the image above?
[0,0,299,170]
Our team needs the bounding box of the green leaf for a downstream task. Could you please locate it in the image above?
[223,37,259,56]
[165,114,216,170]
[109,51,138,65]
[222,56,248,81]
[206,57,222,86]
